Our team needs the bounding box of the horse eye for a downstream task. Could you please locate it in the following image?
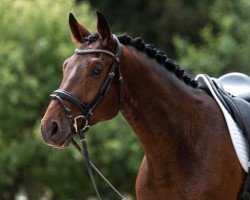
[91,66,103,76]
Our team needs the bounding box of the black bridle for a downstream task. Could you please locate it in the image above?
[50,35,126,200]
[51,34,121,131]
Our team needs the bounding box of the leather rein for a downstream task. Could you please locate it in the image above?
[50,35,126,200]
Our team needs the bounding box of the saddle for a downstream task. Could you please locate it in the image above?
[197,72,250,143]
[197,72,250,200]
[218,73,250,102]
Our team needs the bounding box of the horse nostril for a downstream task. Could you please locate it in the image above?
[50,121,59,136]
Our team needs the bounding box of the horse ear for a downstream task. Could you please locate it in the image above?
[68,13,90,44]
[96,11,114,47]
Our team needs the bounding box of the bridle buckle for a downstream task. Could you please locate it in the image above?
[73,115,90,133]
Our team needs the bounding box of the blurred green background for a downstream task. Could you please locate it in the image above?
[0,0,250,199]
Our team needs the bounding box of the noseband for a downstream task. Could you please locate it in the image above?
[50,35,126,200]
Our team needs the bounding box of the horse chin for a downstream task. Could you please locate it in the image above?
[59,135,72,149]
[42,130,72,150]
[53,133,72,149]
[46,139,70,150]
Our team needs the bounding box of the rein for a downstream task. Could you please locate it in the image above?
[50,35,126,200]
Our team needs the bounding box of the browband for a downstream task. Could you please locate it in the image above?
[74,34,121,63]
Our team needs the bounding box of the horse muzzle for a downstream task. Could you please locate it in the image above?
[41,117,71,149]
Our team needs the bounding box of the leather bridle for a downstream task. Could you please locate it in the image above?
[50,35,126,200]
[51,35,121,132]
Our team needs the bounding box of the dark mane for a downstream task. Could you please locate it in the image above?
[118,35,198,88]
[83,33,198,88]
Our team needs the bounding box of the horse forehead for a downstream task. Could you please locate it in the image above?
[65,40,113,69]
[79,38,102,51]
[64,55,104,80]
[67,54,90,67]
[69,51,113,68]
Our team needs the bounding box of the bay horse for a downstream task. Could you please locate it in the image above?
[41,12,246,199]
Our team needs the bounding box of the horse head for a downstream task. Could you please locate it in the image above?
[41,12,121,149]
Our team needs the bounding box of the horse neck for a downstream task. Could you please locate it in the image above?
[119,45,200,171]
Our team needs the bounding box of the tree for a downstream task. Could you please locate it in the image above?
[174,0,250,76]
[1,1,142,199]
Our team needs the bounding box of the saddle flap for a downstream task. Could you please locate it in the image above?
[218,89,250,138]
[198,74,250,139]
[196,74,250,172]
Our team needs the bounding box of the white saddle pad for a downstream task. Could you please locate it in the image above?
[196,74,249,172]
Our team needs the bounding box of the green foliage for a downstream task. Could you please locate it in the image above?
[174,0,250,76]
[0,0,93,139]
[88,0,213,56]
[0,0,141,199]
[5,0,250,199]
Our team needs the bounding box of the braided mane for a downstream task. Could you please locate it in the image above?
[83,34,198,88]
[118,35,198,88]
